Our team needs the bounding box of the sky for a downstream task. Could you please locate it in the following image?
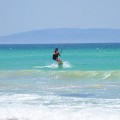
[0,0,120,36]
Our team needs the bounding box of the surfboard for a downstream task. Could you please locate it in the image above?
[58,62,63,68]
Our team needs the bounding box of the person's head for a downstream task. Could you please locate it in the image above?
[55,48,58,51]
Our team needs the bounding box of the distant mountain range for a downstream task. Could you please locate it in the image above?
[0,28,120,44]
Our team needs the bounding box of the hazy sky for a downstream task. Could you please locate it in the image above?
[0,0,120,36]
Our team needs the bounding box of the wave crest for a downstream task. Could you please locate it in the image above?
[0,70,120,80]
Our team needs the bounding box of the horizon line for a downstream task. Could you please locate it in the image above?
[0,42,120,45]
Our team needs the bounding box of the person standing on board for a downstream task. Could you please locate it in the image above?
[52,48,62,63]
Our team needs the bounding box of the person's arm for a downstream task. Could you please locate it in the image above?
[53,52,57,55]
[53,51,60,56]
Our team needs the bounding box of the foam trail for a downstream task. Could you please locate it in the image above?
[33,63,58,69]
[33,61,71,69]
[62,61,71,68]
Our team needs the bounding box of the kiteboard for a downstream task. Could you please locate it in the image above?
[58,62,63,68]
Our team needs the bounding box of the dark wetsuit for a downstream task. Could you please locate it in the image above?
[53,51,59,60]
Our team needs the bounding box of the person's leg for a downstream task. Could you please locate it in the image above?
[55,57,59,62]
[58,58,62,62]
[56,57,62,63]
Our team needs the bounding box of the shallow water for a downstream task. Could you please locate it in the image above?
[0,43,120,120]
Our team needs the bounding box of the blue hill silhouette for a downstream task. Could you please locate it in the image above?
[0,28,120,44]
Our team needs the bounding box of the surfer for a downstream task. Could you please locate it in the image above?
[52,48,62,63]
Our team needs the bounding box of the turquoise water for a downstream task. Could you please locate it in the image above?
[0,43,120,120]
[0,43,120,70]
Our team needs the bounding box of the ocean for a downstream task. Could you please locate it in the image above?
[0,43,120,120]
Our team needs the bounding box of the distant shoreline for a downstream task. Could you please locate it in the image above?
[0,28,120,44]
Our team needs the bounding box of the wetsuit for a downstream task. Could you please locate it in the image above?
[53,51,59,60]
